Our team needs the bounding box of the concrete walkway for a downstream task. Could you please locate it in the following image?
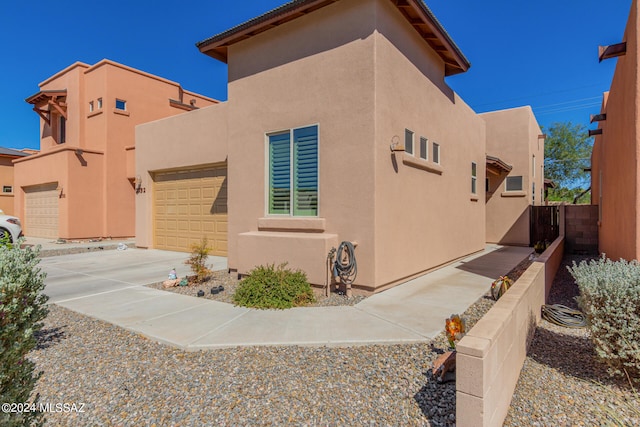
[39,244,533,350]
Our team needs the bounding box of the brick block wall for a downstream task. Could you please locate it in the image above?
[564,205,598,254]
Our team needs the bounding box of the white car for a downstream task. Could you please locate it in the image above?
[0,214,23,244]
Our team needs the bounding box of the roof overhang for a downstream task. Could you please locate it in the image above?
[486,155,512,175]
[544,178,557,189]
[196,0,470,76]
[25,90,67,125]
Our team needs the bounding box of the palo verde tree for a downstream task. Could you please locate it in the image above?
[543,122,593,203]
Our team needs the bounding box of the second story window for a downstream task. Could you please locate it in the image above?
[115,99,126,111]
[432,142,440,164]
[97,98,103,109]
[419,137,428,160]
[58,116,66,144]
[506,176,523,192]
[471,162,477,194]
[89,101,94,112]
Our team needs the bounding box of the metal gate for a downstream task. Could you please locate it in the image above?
[530,206,559,246]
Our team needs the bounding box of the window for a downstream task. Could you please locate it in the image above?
[506,176,523,191]
[58,116,66,144]
[432,142,440,164]
[268,125,318,216]
[97,98,103,109]
[2,186,12,193]
[486,177,490,192]
[115,99,126,111]
[404,129,414,155]
[471,162,477,194]
[419,137,428,160]
[89,101,94,112]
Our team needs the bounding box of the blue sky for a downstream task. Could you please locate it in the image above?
[0,0,632,150]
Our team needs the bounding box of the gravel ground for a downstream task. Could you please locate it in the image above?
[147,270,367,307]
[27,251,636,426]
[504,255,640,427]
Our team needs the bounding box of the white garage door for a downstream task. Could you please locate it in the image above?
[153,166,227,255]
[24,183,59,239]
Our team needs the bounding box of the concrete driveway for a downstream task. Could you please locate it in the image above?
[41,248,227,304]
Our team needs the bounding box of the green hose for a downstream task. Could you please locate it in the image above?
[541,304,587,328]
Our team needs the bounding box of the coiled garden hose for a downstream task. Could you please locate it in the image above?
[333,241,357,285]
[541,304,587,328]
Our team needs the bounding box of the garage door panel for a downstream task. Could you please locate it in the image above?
[24,183,59,239]
[153,166,227,256]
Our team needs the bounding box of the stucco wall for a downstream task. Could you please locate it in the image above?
[0,158,17,215]
[373,0,486,289]
[592,0,640,261]
[135,103,229,248]
[226,0,378,287]
[482,107,543,246]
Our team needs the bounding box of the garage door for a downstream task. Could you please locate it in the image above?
[153,166,227,255]
[24,183,59,239]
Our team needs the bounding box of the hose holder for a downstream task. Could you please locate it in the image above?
[332,241,358,297]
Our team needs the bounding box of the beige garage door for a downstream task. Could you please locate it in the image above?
[24,183,59,239]
[153,166,227,255]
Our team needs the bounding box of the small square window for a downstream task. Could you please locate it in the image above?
[506,176,523,191]
[2,186,12,193]
[432,142,440,164]
[404,129,414,155]
[115,99,126,111]
[97,98,103,109]
[419,137,428,160]
[89,101,94,112]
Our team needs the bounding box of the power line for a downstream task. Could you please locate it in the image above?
[473,83,604,109]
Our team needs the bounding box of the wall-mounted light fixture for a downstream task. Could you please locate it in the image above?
[389,135,403,152]
[134,175,145,194]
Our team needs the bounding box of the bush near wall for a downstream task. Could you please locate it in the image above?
[0,240,49,426]
[569,256,640,385]
[233,263,315,309]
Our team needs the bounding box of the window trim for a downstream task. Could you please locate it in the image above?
[419,136,428,160]
[432,142,440,164]
[265,123,320,217]
[404,129,414,156]
[115,99,127,111]
[471,162,477,194]
[505,175,524,192]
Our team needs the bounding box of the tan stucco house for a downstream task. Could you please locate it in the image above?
[136,0,491,295]
[14,60,216,240]
[0,147,31,216]
[590,0,640,261]
[482,107,545,246]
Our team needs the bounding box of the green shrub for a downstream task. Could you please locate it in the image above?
[568,256,640,385]
[233,263,315,309]
[0,240,48,426]
[185,237,212,283]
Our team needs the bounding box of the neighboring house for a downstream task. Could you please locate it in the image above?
[0,147,31,215]
[136,0,488,294]
[13,60,217,240]
[481,107,545,246]
[590,0,639,261]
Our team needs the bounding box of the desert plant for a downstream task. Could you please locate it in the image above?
[185,237,212,283]
[0,240,48,426]
[568,255,640,385]
[233,263,315,309]
[490,275,513,300]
